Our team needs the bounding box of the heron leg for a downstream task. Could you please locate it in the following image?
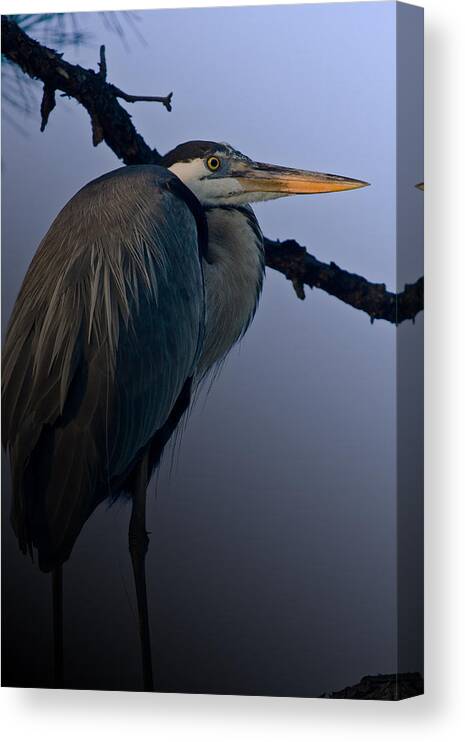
[129,455,154,692]
[52,564,64,687]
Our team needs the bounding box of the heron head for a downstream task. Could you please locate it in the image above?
[162,140,369,207]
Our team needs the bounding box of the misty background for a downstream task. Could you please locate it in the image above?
[1,2,423,695]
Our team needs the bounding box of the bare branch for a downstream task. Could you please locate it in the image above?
[111,86,173,111]
[1,16,169,165]
[97,44,173,110]
[264,238,423,324]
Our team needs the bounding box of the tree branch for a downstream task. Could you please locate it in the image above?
[264,238,423,324]
[97,44,173,110]
[1,16,170,165]
[2,16,424,325]
[111,86,173,110]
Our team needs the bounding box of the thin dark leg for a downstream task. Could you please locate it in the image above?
[52,564,64,687]
[129,457,154,691]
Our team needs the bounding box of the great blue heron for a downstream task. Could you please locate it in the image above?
[2,140,368,690]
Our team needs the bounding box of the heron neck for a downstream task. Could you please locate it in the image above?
[196,205,264,376]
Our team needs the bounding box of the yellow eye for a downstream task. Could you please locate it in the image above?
[207,156,221,172]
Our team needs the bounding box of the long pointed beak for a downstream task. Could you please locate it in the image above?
[233,161,369,195]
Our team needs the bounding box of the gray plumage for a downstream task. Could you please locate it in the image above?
[3,166,207,569]
[3,139,364,573]
[2,140,368,694]
[2,158,264,571]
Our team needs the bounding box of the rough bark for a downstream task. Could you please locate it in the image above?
[264,238,423,324]
[321,672,424,700]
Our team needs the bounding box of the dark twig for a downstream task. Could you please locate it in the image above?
[111,86,173,112]
[2,15,423,323]
[264,238,423,324]
[98,44,107,79]
[40,83,56,131]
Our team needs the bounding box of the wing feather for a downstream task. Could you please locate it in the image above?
[2,165,205,570]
